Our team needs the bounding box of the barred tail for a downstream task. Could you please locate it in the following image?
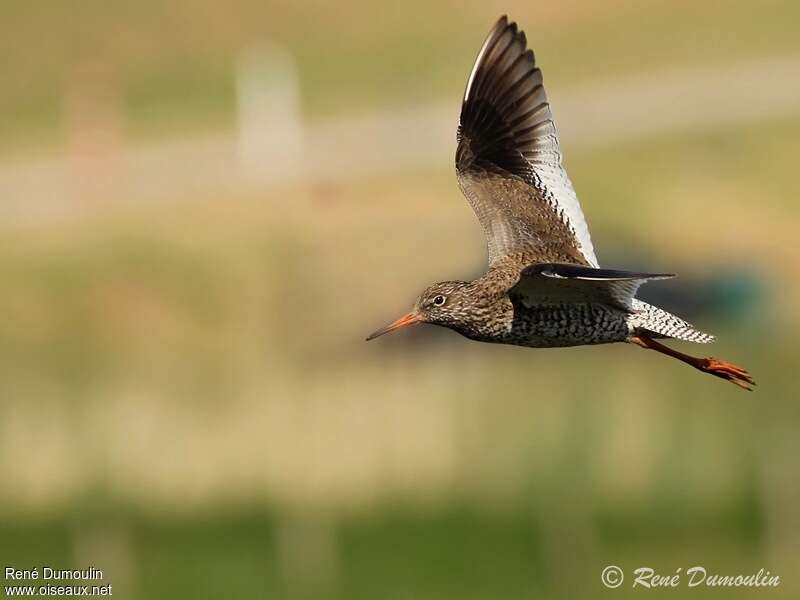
[628,299,715,344]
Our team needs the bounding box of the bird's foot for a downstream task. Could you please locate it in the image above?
[699,357,756,391]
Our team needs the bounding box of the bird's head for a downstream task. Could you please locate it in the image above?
[366,281,473,340]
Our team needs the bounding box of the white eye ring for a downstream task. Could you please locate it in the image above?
[433,295,446,306]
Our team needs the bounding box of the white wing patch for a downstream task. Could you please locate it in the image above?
[535,163,598,268]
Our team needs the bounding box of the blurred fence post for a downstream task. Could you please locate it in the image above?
[236,44,303,183]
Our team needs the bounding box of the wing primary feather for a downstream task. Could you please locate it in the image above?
[456,16,599,267]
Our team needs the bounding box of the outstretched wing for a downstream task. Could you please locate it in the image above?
[456,16,598,267]
[511,263,675,311]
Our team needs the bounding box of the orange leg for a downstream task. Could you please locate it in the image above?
[629,334,756,391]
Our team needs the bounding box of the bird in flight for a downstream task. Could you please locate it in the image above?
[366,16,755,390]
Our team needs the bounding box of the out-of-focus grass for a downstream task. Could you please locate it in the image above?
[0,498,782,600]
[1,0,799,150]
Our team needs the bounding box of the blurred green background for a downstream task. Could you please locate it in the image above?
[1,1,799,598]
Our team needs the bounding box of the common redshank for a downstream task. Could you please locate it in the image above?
[366,16,755,390]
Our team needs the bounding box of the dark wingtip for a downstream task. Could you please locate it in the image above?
[487,15,508,37]
[523,263,678,281]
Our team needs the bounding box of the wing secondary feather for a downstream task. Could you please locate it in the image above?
[511,263,675,310]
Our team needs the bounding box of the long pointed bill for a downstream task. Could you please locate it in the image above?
[366,312,420,341]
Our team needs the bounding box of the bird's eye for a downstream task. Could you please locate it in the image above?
[432,295,446,306]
